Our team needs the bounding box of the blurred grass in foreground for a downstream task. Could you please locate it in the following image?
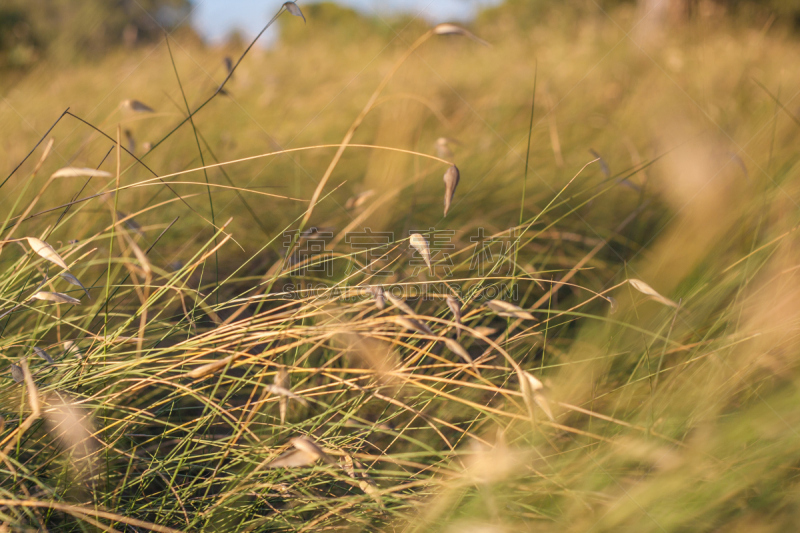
[1,1,800,531]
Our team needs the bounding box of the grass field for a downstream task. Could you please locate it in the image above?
[1,1,800,531]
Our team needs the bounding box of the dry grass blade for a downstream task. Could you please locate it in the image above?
[410,233,432,275]
[51,167,113,179]
[446,295,462,338]
[628,278,678,308]
[30,291,81,305]
[10,363,23,384]
[25,237,68,270]
[121,99,155,113]
[275,368,290,424]
[370,286,386,310]
[443,337,474,365]
[443,165,460,217]
[33,347,54,364]
[345,189,375,209]
[60,272,90,299]
[283,1,306,23]
[486,299,536,320]
[518,369,554,421]
[0,501,181,533]
[88,335,143,344]
[433,23,490,46]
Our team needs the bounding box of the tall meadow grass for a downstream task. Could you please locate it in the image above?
[0,2,799,531]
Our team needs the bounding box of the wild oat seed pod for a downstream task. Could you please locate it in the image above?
[443,165,460,217]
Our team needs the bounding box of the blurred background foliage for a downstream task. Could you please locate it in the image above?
[1,0,800,71]
[0,0,191,68]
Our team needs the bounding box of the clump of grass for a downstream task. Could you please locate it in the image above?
[0,3,799,532]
